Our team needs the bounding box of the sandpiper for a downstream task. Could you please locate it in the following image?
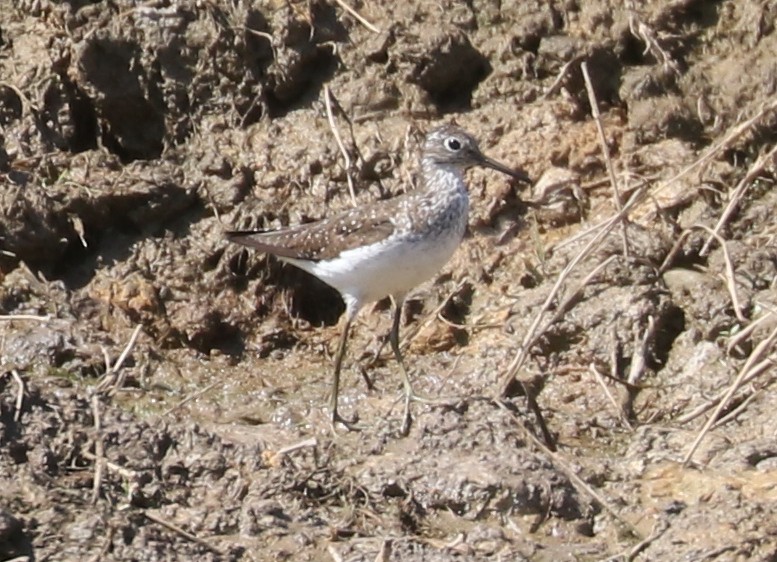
[227,124,530,432]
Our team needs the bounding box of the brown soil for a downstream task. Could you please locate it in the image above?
[2,0,777,560]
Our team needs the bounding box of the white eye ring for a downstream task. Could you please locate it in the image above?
[445,137,462,151]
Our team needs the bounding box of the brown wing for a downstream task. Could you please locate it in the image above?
[226,198,402,261]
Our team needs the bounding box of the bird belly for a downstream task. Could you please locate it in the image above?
[293,231,463,305]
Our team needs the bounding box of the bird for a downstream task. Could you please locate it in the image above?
[227,124,530,432]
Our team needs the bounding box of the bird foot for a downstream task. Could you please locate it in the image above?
[329,410,362,433]
[400,391,466,435]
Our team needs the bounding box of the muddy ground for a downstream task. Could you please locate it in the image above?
[1,0,777,560]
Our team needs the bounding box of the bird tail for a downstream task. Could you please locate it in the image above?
[225,229,315,260]
[225,230,273,251]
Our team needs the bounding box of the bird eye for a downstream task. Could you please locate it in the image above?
[445,137,462,151]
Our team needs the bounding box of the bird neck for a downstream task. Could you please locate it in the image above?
[420,157,466,195]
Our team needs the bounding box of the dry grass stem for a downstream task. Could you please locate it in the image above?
[683,323,777,465]
[652,97,777,200]
[276,437,318,456]
[552,180,648,253]
[495,400,644,540]
[96,324,143,394]
[374,539,392,562]
[91,394,105,505]
[143,510,225,555]
[495,253,616,447]
[497,235,618,398]
[657,229,693,274]
[398,279,470,351]
[694,224,748,324]
[676,353,775,425]
[581,61,630,257]
[333,0,380,33]
[550,255,617,325]
[543,56,583,99]
[162,380,220,416]
[700,142,777,256]
[603,520,670,562]
[0,80,38,114]
[628,14,681,75]
[589,364,633,429]
[327,544,344,562]
[712,390,760,429]
[82,450,140,481]
[610,325,620,380]
[0,314,51,322]
[525,102,777,418]
[240,26,277,64]
[727,306,776,355]
[324,85,358,206]
[11,369,24,422]
[558,97,777,256]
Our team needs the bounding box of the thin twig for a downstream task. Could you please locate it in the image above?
[581,61,630,257]
[0,80,39,114]
[497,240,619,398]
[11,370,24,422]
[162,380,220,416]
[712,389,760,429]
[589,364,632,429]
[628,14,681,76]
[323,85,358,207]
[332,0,380,33]
[654,97,777,200]
[548,255,617,327]
[239,26,277,63]
[400,279,470,350]
[434,311,502,332]
[602,519,670,562]
[82,451,140,480]
[113,324,143,374]
[542,56,583,99]
[264,438,320,467]
[727,308,776,355]
[0,314,51,322]
[683,324,777,465]
[609,324,621,382]
[91,394,105,505]
[494,399,644,540]
[96,324,143,394]
[143,510,224,555]
[693,224,748,324]
[555,98,777,255]
[497,254,616,449]
[87,526,114,562]
[657,229,694,275]
[676,355,775,424]
[701,143,777,255]
[277,437,318,456]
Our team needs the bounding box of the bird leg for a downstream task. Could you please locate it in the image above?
[329,313,360,432]
[389,297,463,435]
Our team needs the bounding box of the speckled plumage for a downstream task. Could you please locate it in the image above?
[226,124,530,431]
